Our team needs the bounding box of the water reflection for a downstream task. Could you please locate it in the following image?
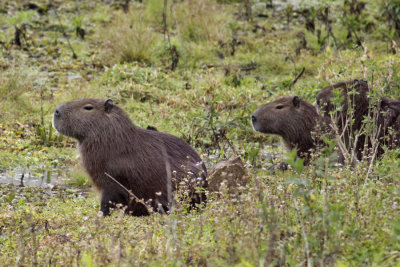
[0,167,70,187]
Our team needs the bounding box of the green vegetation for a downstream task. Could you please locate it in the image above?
[0,0,400,265]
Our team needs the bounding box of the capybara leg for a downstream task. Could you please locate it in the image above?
[125,201,150,216]
[100,190,126,216]
[100,197,111,216]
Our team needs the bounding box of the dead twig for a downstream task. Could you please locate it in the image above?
[163,0,179,71]
[104,172,153,213]
[53,6,77,59]
[289,67,305,90]
[363,123,381,189]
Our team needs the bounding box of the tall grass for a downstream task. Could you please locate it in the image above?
[174,0,229,43]
[102,9,156,64]
[0,68,35,120]
[0,69,31,102]
[101,0,231,67]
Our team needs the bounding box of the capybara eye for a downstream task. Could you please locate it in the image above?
[83,106,93,111]
[276,105,284,109]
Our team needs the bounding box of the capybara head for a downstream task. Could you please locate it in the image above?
[53,98,129,142]
[251,96,320,158]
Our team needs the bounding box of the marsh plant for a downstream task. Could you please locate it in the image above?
[34,121,64,147]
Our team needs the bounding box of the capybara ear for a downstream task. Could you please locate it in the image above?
[293,96,301,108]
[104,99,114,113]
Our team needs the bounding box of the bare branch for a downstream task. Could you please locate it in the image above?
[104,172,152,213]
[289,67,305,90]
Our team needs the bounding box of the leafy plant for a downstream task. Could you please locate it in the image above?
[380,0,400,38]
[66,169,91,187]
[242,143,260,165]
[34,121,64,147]
[380,0,400,53]
[7,11,37,27]
[285,148,305,174]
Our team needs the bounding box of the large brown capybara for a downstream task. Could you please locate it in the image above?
[251,96,323,164]
[53,98,207,216]
[316,79,369,160]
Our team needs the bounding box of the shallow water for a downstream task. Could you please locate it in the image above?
[0,142,284,188]
[0,166,70,187]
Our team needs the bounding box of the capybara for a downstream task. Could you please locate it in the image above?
[53,98,207,216]
[251,96,323,164]
[316,79,369,160]
[375,97,400,155]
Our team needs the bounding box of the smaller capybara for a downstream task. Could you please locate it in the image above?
[53,99,207,216]
[375,97,400,155]
[251,96,323,164]
[316,79,369,160]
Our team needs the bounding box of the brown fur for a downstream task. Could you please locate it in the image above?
[251,96,323,164]
[316,79,369,160]
[376,97,400,155]
[53,98,207,216]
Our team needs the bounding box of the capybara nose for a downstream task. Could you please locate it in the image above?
[251,115,256,123]
[54,109,60,118]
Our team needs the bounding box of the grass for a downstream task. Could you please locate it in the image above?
[0,0,400,265]
[101,9,157,64]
